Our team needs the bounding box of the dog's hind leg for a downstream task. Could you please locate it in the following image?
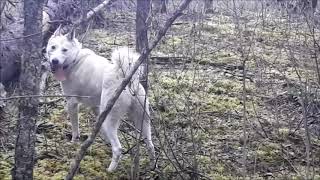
[141,118,156,169]
[100,111,122,172]
[130,103,156,169]
[66,97,80,142]
[140,117,156,169]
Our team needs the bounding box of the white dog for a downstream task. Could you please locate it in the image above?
[46,26,155,172]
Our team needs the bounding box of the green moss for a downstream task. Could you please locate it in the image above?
[202,95,241,113]
[208,79,244,95]
[200,24,221,34]
[204,51,238,64]
[166,36,183,46]
[0,158,11,180]
[256,142,282,163]
[83,29,134,57]
[201,21,235,36]
[208,173,233,180]
[150,71,245,115]
[278,128,290,138]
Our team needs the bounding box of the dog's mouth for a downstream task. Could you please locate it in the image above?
[50,63,60,73]
[50,64,67,81]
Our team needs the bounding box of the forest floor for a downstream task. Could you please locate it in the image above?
[1,2,320,180]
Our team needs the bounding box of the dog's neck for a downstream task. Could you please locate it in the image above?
[61,49,93,81]
[61,39,83,72]
[62,50,81,72]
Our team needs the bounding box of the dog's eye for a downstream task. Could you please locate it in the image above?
[51,46,56,50]
[62,48,68,52]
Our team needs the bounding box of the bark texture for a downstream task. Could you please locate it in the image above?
[204,0,214,14]
[153,0,167,13]
[136,0,151,91]
[12,0,44,179]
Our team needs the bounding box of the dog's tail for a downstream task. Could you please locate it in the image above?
[111,47,141,78]
[111,47,143,91]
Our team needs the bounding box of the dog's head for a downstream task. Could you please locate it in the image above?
[46,25,82,81]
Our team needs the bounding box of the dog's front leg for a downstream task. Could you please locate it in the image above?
[67,98,80,142]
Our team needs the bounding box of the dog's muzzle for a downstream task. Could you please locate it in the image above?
[50,59,61,73]
[52,59,59,65]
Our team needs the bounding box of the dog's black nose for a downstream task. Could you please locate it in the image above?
[52,59,59,65]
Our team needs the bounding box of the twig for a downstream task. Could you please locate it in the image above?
[0,31,43,42]
[39,98,64,106]
[79,21,92,42]
[0,95,90,101]
[148,95,186,179]
[300,93,312,179]
[121,137,145,155]
[74,0,117,26]
[65,0,192,179]
[47,20,72,24]
[280,144,300,175]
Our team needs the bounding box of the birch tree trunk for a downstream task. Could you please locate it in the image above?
[12,0,44,179]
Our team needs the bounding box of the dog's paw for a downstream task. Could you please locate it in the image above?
[149,159,158,171]
[66,133,80,143]
[65,133,80,142]
[107,151,122,172]
[71,136,80,143]
[80,134,88,141]
[107,162,118,172]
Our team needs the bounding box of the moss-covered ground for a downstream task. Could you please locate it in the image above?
[1,1,320,179]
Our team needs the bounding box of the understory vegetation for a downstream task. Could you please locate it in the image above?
[1,0,320,179]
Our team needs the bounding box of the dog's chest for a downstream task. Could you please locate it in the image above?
[61,79,102,107]
[60,53,113,107]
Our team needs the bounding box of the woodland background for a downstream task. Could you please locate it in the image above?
[1,0,320,179]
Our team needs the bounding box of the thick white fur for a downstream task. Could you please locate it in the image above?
[46,27,155,172]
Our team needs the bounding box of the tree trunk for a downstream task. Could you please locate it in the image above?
[136,0,150,91]
[12,0,44,179]
[153,0,167,13]
[134,1,150,178]
[0,0,5,16]
[160,0,167,13]
[301,0,318,10]
[312,0,318,9]
[204,0,214,14]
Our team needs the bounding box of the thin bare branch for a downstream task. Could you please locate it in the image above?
[0,95,90,101]
[74,0,117,26]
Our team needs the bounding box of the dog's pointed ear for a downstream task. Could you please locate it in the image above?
[66,27,76,41]
[52,24,62,37]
